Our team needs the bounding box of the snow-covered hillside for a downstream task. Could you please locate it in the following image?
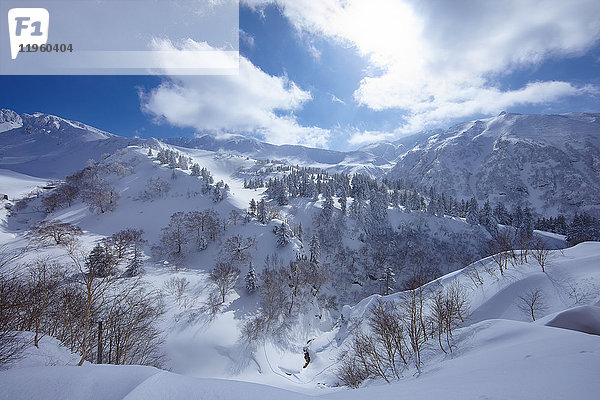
[1,108,600,399]
[388,112,600,217]
[0,109,146,178]
[1,242,599,399]
[163,135,397,176]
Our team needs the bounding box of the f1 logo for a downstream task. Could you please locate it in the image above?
[8,8,49,60]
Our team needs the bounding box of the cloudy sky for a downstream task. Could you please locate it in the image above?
[3,0,600,150]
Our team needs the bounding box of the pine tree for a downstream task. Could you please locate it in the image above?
[190,163,201,176]
[493,202,511,225]
[257,200,267,224]
[321,195,334,223]
[309,234,321,264]
[87,243,116,277]
[368,190,390,235]
[245,262,257,294]
[276,223,291,247]
[147,148,153,157]
[338,195,347,216]
[380,265,395,295]
[249,198,257,216]
[466,197,480,225]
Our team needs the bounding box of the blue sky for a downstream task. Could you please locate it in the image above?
[2,0,600,150]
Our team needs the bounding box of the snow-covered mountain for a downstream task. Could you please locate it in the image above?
[387,112,600,217]
[1,107,600,399]
[163,134,397,175]
[0,109,145,178]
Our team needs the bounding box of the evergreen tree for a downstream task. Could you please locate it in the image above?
[479,200,497,233]
[380,265,395,296]
[466,197,480,225]
[245,263,257,294]
[190,163,201,176]
[309,234,321,264]
[493,202,511,225]
[257,200,267,224]
[249,198,257,216]
[276,223,291,247]
[367,190,390,235]
[87,243,116,277]
[321,195,334,223]
[338,194,347,216]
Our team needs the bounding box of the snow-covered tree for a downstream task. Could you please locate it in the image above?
[209,263,240,303]
[249,198,257,216]
[309,234,321,264]
[160,211,188,256]
[257,200,267,224]
[245,263,257,294]
[320,195,335,224]
[367,190,390,236]
[87,243,116,278]
[276,223,291,247]
[338,194,347,215]
[465,197,479,225]
[380,265,395,295]
[83,180,120,214]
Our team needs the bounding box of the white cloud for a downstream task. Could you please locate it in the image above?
[141,38,329,147]
[330,94,345,105]
[239,29,255,47]
[244,0,600,133]
[348,130,394,146]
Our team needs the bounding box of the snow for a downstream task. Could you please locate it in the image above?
[0,365,315,400]
[326,318,600,400]
[0,169,49,199]
[1,109,600,399]
[544,305,600,336]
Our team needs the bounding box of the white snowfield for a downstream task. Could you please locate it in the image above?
[1,243,599,399]
[0,366,315,400]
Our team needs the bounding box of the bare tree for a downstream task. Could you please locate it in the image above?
[518,288,548,321]
[488,230,515,275]
[402,288,428,370]
[140,177,170,200]
[0,269,29,368]
[160,212,188,257]
[368,300,407,378]
[104,229,143,260]
[209,263,240,303]
[228,209,241,226]
[531,238,552,272]
[68,246,117,366]
[31,220,83,246]
[220,235,255,265]
[99,284,165,367]
[258,259,289,324]
[163,277,189,305]
[83,180,120,214]
[25,259,64,347]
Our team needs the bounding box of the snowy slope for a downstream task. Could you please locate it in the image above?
[2,243,599,399]
[388,112,600,217]
[163,135,397,176]
[1,108,600,399]
[327,317,600,400]
[293,242,600,396]
[0,109,146,178]
[0,364,316,400]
